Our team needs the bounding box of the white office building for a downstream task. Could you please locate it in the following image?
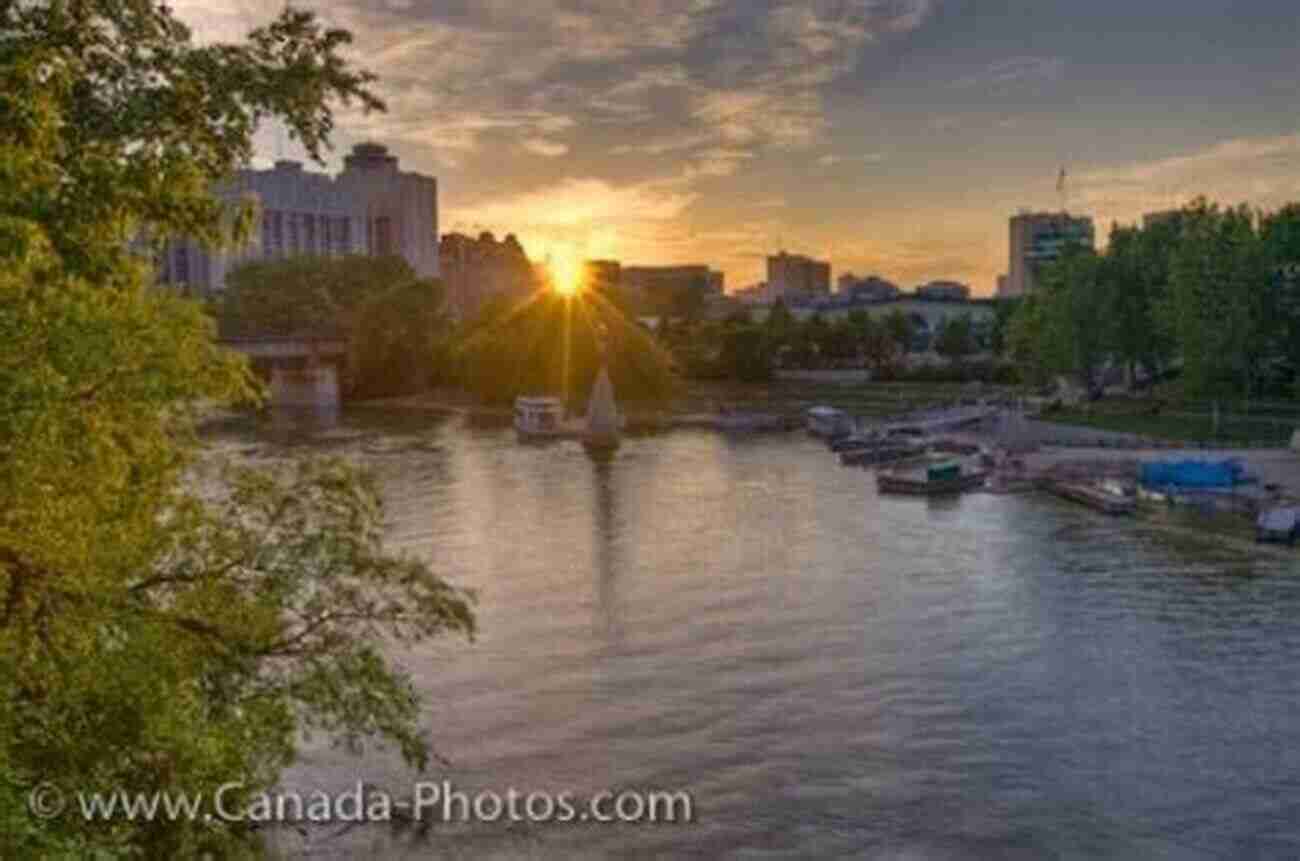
[157,142,438,291]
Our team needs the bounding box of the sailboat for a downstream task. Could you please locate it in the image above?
[583,366,622,452]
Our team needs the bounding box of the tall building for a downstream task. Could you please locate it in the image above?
[621,265,724,305]
[157,142,438,292]
[1004,211,1095,297]
[767,251,830,302]
[440,231,538,320]
[334,143,439,279]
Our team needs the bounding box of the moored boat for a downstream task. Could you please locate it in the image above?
[1046,478,1137,515]
[840,441,927,467]
[806,406,853,439]
[1256,507,1299,545]
[877,461,988,495]
[514,395,567,440]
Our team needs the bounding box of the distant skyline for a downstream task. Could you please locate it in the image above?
[173,0,1300,295]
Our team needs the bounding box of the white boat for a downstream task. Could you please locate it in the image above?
[1256,508,1299,545]
[806,406,852,438]
[514,396,566,439]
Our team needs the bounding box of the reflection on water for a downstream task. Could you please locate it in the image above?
[207,408,1300,860]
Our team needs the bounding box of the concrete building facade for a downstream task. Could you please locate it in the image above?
[767,251,830,301]
[440,231,538,320]
[621,265,724,302]
[158,142,438,292]
[1003,211,1095,297]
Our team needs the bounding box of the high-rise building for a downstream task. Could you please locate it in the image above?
[156,142,438,292]
[440,231,538,320]
[767,251,830,301]
[621,265,724,304]
[335,142,439,279]
[1004,211,1095,297]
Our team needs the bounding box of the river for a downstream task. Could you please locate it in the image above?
[206,407,1300,860]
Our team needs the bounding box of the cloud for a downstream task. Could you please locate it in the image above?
[522,139,570,158]
[1075,132,1300,230]
[953,56,1066,90]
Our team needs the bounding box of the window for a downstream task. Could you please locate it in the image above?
[303,214,316,254]
[374,215,394,255]
[287,213,299,254]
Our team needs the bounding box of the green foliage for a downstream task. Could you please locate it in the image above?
[456,291,679,406]
[1036,244,1111,394]
[1165,199,1271,400]
[219,255,452,398]
[0,3,475,857]
[883,310,912,354]
[934,314,976,362]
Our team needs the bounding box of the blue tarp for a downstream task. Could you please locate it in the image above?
[1139,459,1246,489]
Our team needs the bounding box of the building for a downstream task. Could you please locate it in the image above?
[767,251,830,302]
[334,143,439,279]
[839,274,901,303]
[440,231,538,320]
[621,265,724,312]
[1004,211,1095,297]
[916,280,970,301]
[583,260,622,293]
[157,142,438,292]
[734,282,772,304]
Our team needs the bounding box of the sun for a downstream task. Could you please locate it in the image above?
[547,248,585,297]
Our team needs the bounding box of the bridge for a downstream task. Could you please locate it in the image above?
[218,335,348,408]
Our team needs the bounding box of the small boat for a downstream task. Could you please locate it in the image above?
[514,395,567,440]
[1256,508,1299,545]
[1046,479,1137,515]
[806,406,853,439]
[877,461,988,496]
[841,441,927,467]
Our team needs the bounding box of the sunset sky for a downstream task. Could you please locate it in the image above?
[173,0,1300,296]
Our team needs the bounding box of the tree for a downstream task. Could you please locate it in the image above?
[883,309,912,355]
[934,314,975,363]
[989,297,1021,356]
[717,325,775,382]
[0,3,475,856]
[1165,199,1270,402]
[1035,243,1112,396]
[456,290,679,405]
[1261,204,1300,396]
[219,255,452,397]
[1103,222,1175,391]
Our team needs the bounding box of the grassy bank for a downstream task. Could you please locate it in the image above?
[1041,404,1300,446]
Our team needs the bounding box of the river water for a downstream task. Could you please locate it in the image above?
[207,407,1300,860]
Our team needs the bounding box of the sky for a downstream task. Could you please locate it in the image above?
[171,0,1300,296]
